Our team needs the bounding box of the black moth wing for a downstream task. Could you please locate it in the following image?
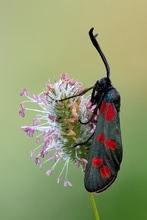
[84,86,123,193]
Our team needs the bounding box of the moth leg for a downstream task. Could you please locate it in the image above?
[56,86,93,102]
[73,133,94,148]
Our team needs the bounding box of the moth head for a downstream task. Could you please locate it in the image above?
[99,77,111,89]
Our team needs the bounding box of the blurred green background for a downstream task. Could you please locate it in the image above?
[0,0,147,219]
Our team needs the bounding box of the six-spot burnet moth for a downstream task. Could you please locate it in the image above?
[58,27,123,193]
[84,28,123,193]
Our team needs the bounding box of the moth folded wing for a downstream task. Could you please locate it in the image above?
[96,101,123,192]
[84,109,107,192]
[84,99,122,193]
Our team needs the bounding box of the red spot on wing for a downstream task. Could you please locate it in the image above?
[97,133,105,142]
[105,103,115,121]
[92,158,103,167]
[104,139,117,150]
[100,101,107,114]
[100,166,111,178]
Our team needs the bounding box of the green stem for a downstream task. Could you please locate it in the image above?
[89,193,100,220]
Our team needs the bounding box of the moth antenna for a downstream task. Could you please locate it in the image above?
[89,27,110,79]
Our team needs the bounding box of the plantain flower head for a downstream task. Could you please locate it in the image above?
[19,73,96,187]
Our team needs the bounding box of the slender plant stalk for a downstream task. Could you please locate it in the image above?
[90,193,100,220]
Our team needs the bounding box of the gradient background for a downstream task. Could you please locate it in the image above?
[0,1,147,220]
